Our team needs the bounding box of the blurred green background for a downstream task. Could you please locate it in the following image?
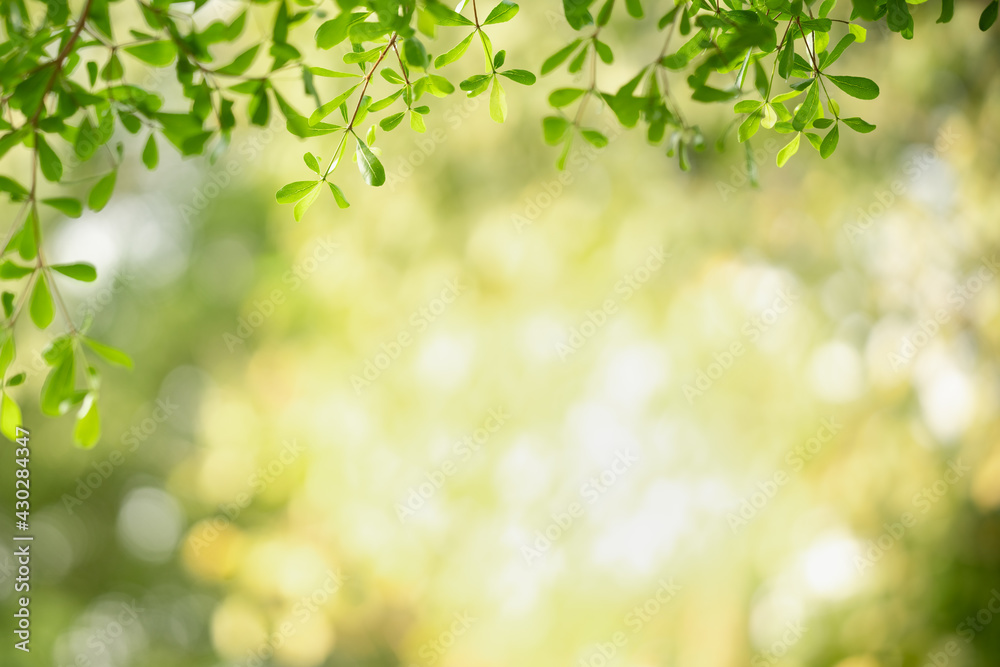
[3,2,1000,666]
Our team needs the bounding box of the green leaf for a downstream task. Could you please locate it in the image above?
[369,89,404,112]
[310,84,360,125]
[581,129,608,148]
[410,110,426,133]
[427,75,455,96]
[820,124,839,158]
[124,41,177,67]
[541,39,582,75]
[490,77,507,123]
[6,373,25,387]
[691,86,737,103]
[825,75,879,100]
[328,182,351,208]
[276,181,321,204]
[0,262,32,279]
[1,392,22,442]
[549,88,586,107]
[776,133,801,167]
[355,135,385,186]
[435,32,476,68]
[304,152,321,174]
[772,90,803,103]
[822,34,855,69]
[309,67,361,78]
[460,74,492,97]
[841,116,876,133]
[36,135,62,182]
[142,134,158,169]
[88,170,117,211]
[381,68,405,85]
[500,69,535,86]
[0,176,28,200]
[74,117,97,161]
[30,273,54,329]
[624,0,643,18]
[52,263,97,282]
[41,353,75,416]
[792,81,820,131]
[216,45,259,75]
[543,116,570,145]
[74,394,100,449]
[293,183,321,222]
[938,0,954,23]
[84,337,133,369]
[316,12,356,49]
[0,331,14,377]
[403,37,430,70]
[982,0,999,30]
[41,197,82,218]
[761,103,778,129]
[733,100,762,113]
[484,2,519,24]
[738,110,761,143]
[594,40,613,64]
[425,1,475,26]
[380,112,406,131]
[848,23,867,43]
[806,132,823,151]
[19,208,37,261]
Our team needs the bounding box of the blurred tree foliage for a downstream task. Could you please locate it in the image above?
[0,0,997,444]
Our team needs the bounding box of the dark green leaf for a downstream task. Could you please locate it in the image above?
[52,263,98,282]
[42,197,82,218]
[30,273,54,329]
[543,116,570,145]
[123,41,177,67]
[825,75,879,100]
[355,135,385,186]
[541,39,582,75]
[88,170,117,211]
[842,116,876,133]
[982,0,999,30]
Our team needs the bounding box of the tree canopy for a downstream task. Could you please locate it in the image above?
[0,0,994,446]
